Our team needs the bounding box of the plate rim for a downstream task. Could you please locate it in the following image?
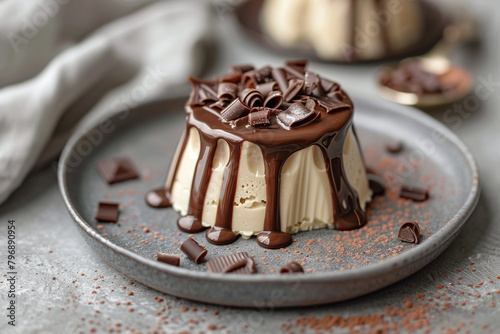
[58,96,480,285]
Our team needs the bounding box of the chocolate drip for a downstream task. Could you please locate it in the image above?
[256,150,293,249]
[206,143,241,245]
[177,132,216,233]
[320,127,366,230]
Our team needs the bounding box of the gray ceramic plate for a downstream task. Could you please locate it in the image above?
[58,96,479,307]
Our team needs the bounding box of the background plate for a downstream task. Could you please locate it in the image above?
[233,0,447,63]
[58,96,478,307]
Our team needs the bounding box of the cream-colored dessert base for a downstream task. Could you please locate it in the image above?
[261,0,423,60]
[169,127,372,238]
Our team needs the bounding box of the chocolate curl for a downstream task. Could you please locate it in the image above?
[305,71,324,97]
[280,261,304,274]
[283,79,304,102]
[271,68,289,94]
[209,100,229,110]
[263,90,283,109]
[187,77,218,106]
[400,186,428,202]
[248,108,271,127]
[241,66,273,88]
[283,65,305,79]
[255,81,278,97]
[220,70,242,84]
[217,82,238,101]
[285,59,308,70]
[304,98,322,121]
[156,253,181,266]
[321,78,340,93]
[180,237,207,264]
[277,102,318,128]
[221,64,254,83]
[221,98,250,121]
[206,252,256,274]
[231,64,254,73]
[398,222,421,244]
[239,88,263,108]
[319,93,352,113]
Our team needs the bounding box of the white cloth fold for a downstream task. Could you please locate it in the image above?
[0,0,214,205]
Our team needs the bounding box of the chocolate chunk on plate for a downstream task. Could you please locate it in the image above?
[367,174,385,196]
[398,221,421,244]
[206,252,256,274]
[96,158,139,184]
[95,202,120,222]
[400,185,429,202]
[385,141,403,154]
[280,261,304,274]
[180,237,207,264]
[156,253,181,266]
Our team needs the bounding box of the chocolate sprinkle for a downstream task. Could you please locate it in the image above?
[206,252,256,274]
[155,253,181,266]
[180,237,207,264]
[96,158,139,184]
[398,221,421,244]
[277,102,318,128]
[95,202,120,222]
[221,99,250,121]
[280,261,304,274]
[400,185,428,202]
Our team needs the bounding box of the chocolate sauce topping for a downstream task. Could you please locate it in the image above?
[149,61,367,248]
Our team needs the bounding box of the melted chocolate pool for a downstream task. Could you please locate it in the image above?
[146,61,367,249]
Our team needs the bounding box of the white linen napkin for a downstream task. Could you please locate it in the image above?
[0,0,214,205]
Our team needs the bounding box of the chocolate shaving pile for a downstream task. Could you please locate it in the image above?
[379,60,459,97]
[187,60,351,130]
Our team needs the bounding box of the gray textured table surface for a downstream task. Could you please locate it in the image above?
[1,0,500,333]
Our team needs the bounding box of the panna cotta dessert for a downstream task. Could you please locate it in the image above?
[146,61,372,248]
[261,0,425,61]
